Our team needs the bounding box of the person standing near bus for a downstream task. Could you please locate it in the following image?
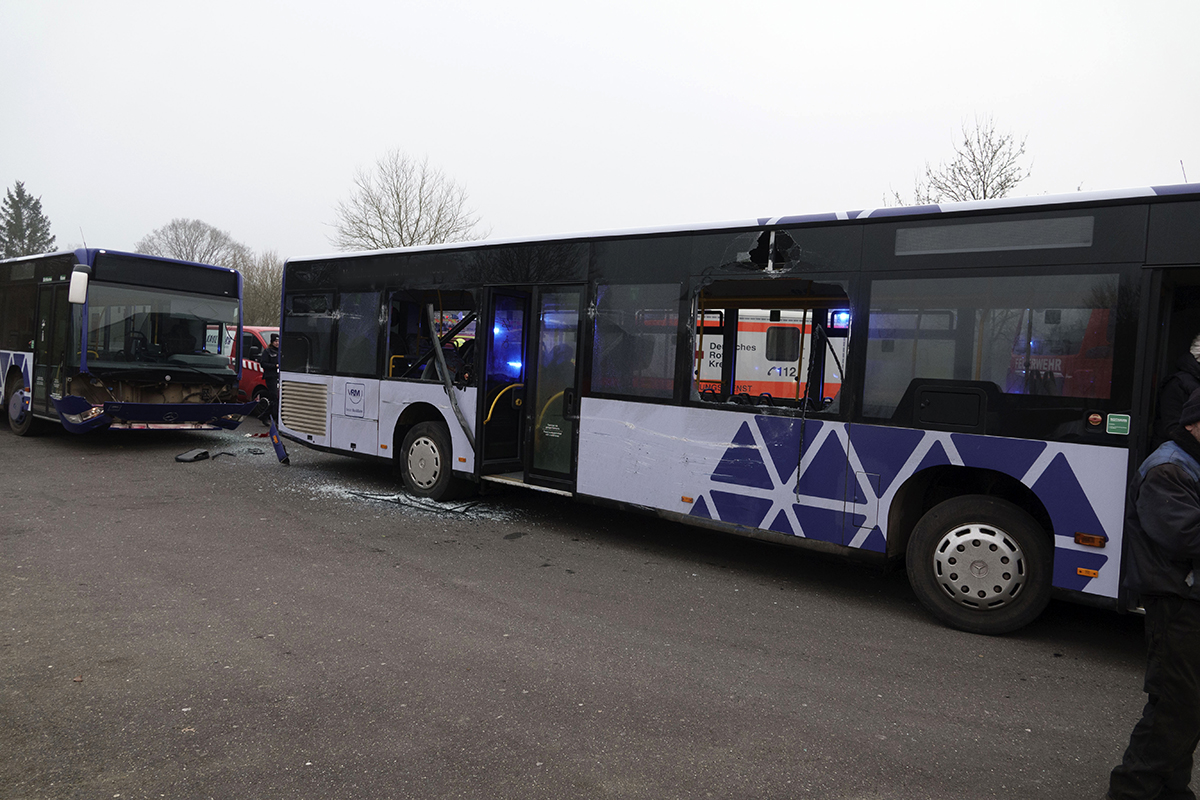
[1155,334,1200,447]
[1108,389,1200,800]
[259,333,280,421]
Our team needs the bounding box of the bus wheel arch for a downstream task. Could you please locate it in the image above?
[391,403,447,459]
[886,466,1052,560]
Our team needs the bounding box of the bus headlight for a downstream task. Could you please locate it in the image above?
[63,406,105,425]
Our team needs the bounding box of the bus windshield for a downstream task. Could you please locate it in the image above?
[85,282,238,376]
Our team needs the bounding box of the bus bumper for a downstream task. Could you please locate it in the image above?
[53,396,261,433]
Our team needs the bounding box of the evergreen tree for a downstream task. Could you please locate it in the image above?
[1,181,56,258]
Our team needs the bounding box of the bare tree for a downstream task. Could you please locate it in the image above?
[136,218,253,267]
[241,249,284,326]
[892,116,1032,205]
[330,150,485,251]
[136,218,283,325]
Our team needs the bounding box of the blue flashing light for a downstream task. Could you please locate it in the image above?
[831,310,851,329]
[507,361,523,370]
[493,325,503,336]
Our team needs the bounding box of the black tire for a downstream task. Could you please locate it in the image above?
[400,422,464,501]
[5,377,35,436]
[906,495,1052,635]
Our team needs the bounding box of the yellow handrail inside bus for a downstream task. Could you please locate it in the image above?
[484,383,523,425]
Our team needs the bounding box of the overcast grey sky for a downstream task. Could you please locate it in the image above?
[2,1,1197,259]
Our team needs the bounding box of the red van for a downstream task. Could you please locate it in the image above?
[232,325,279,402]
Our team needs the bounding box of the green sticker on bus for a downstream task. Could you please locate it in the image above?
[1106,414,1131,436]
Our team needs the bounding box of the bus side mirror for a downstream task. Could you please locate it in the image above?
[68,264,91,305]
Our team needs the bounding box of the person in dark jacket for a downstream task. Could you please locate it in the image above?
[1155,335,1200,447]
[259,333,280,421]
[1109,388,1200,800]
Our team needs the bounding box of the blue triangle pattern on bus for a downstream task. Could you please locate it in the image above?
[847,425,926,495]
[755,415,820,484]
[710,490,774,529]
[1030,452,1106,544]
[859,526,886,553]
[796,434,848,501]
[768,509,795,536]
[690,495,713,520]
[792,504,843,544]
[914,440,953,474]
[712,421,774,490]
[952,433,1047,479]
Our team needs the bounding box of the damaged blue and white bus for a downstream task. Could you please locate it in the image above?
[1,249,259,434]
[276,184,1200,634]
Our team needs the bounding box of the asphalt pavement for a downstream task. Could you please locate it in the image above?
[1,418,1150,799]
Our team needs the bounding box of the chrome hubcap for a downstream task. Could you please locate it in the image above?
[407,436,441,489]
[8,389,26,422]
[933,523,1025,609]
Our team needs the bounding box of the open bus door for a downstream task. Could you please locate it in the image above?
[479,289,530,474]
[1140,266,1200,462]
[478,285,585,494]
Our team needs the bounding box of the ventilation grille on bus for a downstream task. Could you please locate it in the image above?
[280,380,328,437]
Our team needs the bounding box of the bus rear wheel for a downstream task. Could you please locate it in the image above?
[5,378,35,436]
[400,422,461,501]
[906,495,1052,635]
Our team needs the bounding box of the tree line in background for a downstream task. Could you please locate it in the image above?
[2,115,1033,327]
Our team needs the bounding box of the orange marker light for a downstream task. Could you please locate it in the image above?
[1077,567,1100,579]
[682,496,694,504]
[1074,532,1106,548]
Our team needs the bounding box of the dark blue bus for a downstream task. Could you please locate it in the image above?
[1,248,259,434]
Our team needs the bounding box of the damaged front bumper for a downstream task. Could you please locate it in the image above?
[52,395,261,434]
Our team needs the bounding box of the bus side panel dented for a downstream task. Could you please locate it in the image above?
[577,396,1127,600]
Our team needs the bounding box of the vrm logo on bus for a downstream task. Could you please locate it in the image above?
[345,382,366,418]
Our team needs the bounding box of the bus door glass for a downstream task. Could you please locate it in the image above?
[481,291,529,467]
[33,284,70,415]
[1147,267,1200,451]
[527,286,584,486]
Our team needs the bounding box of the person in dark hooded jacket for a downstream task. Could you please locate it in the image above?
[1155,334,1200,447]
[1109,388,1200,799]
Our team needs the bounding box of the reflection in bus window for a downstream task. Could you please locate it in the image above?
[336,291,381,376]
[864,273,1121,418]
[281,292,334,373]
[591,283,678,399]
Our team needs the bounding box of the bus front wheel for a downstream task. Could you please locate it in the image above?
[401,422,457,501]
[5,379,35,436]
[906,495,1052,635]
